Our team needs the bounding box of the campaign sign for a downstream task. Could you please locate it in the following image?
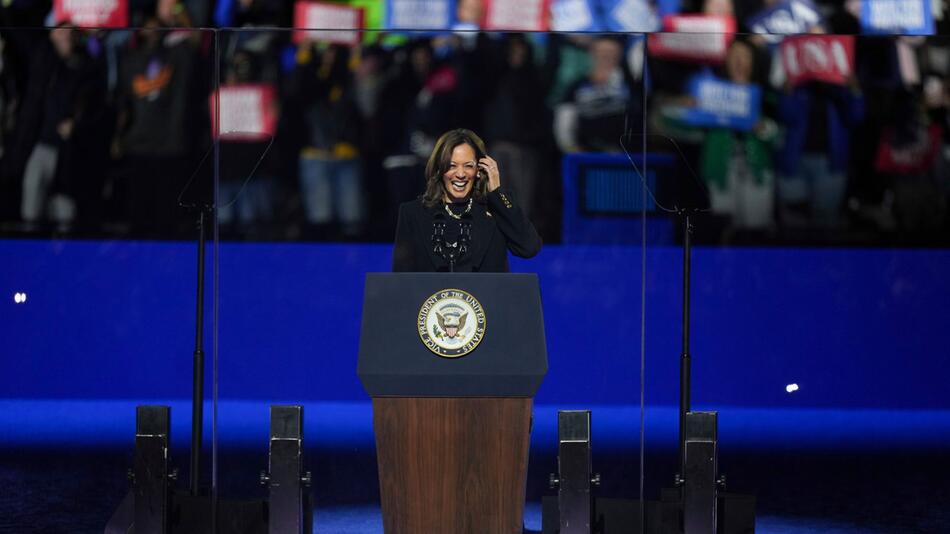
[601,0,661,32]
[54,0,128,28]
[551,0,601,32]
[647,15,736,64]
[679,75,761,131]
[860,0,935,35]
[483,0,550,31]
[211,84,278,142]
[780,35,855,86]
[385,0,455,32]
[746,0,822,44]
[293,2,364,45]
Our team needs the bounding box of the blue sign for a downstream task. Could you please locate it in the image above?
[385,0,456,33]
[551,0,603,32]
[679,75,761,131]
[746,0,822,44]
[860,0,935,35]
[600,0,660,33]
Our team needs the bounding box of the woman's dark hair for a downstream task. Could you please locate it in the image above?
[422,129,489,207]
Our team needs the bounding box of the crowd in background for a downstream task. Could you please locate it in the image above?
[1,0,949,245]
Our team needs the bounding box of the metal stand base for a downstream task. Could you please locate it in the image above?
[105,405,312,534]
[682,411,719,534]
[261,405,312,534]
[549,410,600,534]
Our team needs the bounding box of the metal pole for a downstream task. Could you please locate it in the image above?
[191,209,206,496]
[679,212,692,477]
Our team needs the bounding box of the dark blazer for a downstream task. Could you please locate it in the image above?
[392,187,541,272]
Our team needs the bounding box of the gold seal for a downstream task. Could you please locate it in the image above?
[417,289,487,358]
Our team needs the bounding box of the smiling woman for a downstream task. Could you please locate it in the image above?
[391,128,541,272]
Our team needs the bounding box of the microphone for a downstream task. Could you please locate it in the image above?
[458,214,472,258]
[432,211,472,272]
[432,212,446,257]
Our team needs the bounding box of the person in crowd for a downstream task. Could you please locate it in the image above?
[288,41,364,239]
[392,128,540,272]
[0,31,26,220]
[542,34,597,109]
[0,33,15,163]
[699,39,777,230]
[378,39,462,219]
[455,0,484,30]
[927,73,950,206]
[112,15,205,237]
[873,88,946,232]
[217,49,282,238]
[775,76,864,229]
[554,35,640,154]
[18,24,101,231]
[482,34,550,219]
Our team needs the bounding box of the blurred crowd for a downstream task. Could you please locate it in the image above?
[0,0,949,245]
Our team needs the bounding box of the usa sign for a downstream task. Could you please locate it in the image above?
[780,35,855,87]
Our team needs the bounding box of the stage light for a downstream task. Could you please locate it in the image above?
[786,383,799,393]
[14,292,27,304]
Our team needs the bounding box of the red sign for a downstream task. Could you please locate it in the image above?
[54,0,128,28]
[482,0,550,31]
[875,124,941,175]
[780,35,855,86]
[293,1,364,45]
[647,15,736,63]
[210,84,278,142]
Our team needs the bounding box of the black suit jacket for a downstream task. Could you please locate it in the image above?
[392,188,541,272]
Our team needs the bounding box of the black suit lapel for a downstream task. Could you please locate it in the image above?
[466,204,495,271]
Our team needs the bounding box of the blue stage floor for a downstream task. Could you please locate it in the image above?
[2,400,950,532]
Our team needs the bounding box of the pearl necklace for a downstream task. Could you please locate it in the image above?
[444,198,473,220]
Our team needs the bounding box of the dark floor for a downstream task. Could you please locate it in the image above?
[2,445,948,533]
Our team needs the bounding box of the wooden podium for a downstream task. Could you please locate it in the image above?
[358,273,548,534]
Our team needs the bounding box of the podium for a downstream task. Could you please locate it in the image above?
[358,273,548,534]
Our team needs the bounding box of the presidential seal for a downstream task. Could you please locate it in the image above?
[418,289,487,358]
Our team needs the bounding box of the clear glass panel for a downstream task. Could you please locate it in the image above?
[644,28,950,532]
[0,25,217,531]
[215,26,648,530]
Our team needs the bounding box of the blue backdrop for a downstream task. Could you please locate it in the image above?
[2,238,948,411]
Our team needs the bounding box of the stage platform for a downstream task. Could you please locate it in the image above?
[2,399,949,533]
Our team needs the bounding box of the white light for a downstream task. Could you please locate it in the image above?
[786,383,799,393]
[14,292,27,304]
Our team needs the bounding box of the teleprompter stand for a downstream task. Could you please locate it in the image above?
[358,273,548,534]
[540,211,755,534]
[661,211,755,534]
[659,212,756,534]
[106,207,312,534]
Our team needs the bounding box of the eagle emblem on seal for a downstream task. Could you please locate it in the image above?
[437,310,467,339]
[418,289,486,358]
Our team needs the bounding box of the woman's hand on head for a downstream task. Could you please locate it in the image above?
[479,156,501,192]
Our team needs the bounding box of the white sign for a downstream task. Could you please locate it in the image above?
[551,0,595,32]
[294,2,363,45]
[387,0,453,31]
[484,0,549,31]
[861,0,934,35]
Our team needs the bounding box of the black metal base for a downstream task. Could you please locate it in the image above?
[541,493,755,534]
[106,404,313,534]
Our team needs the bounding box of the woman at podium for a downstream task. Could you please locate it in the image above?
[392,128,541,272]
